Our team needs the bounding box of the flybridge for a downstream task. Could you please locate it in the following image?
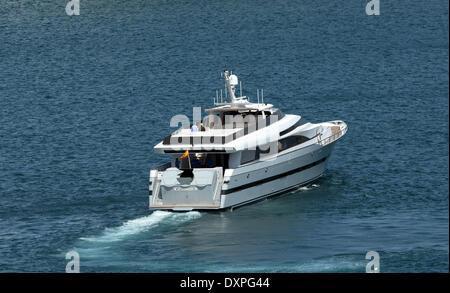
[160,109,286,147]
[155,114,289,154]
[154,70,294,153]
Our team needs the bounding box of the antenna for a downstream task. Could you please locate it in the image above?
[262,89,264,104]
[240,81,242,98]
[216,90,218,104]
[257,89,260,104]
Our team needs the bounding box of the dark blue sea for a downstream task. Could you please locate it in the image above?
[0,0,448,272]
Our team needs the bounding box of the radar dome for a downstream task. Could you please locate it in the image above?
[229,74,238,86]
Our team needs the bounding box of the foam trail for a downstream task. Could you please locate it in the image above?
[80,211,201,243]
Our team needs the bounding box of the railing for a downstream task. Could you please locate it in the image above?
[317,125,348,146]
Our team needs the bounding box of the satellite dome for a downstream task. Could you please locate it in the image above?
[229,74,238,86]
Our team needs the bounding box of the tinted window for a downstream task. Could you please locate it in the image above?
[278,135,311,152]
[240,150,257,164]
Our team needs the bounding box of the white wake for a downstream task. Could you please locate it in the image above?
[79,211,201,243]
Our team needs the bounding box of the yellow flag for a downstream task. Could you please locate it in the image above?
[180,150,189,159]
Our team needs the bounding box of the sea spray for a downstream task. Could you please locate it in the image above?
[290,184,321,193]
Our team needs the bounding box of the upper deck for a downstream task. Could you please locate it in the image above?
[154,112,306,154]
[153,70,309,154]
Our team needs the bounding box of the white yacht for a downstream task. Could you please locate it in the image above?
[149,71,347,211]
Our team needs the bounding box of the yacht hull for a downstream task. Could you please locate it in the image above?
[149,142,335,211]
[219,142,333,210]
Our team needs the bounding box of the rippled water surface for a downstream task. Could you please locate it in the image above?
[0,0,448,272]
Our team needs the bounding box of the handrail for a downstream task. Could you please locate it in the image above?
[317,125,348,146]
